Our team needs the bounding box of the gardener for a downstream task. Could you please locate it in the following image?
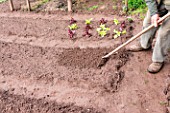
[127,0,170,73]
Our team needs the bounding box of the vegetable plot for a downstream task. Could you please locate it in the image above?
[68,17,134,40]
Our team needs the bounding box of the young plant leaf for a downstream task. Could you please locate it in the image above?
[68,24,78,30]
[99,31,107,37]
[122,30,127,34]
[85,18,93,25]
[113,18,120,25]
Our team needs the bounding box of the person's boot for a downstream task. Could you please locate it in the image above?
[147,62,164,74]
[126,41,145,52]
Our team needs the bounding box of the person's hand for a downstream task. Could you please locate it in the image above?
[151,14,160,27]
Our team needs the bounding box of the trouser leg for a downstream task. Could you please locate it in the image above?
[140,11,159,49]
[152,16,170,62]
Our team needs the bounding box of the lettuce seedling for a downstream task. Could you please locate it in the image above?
[68,29,74,38]
[100,24,110,31]
[122,30,127,34]
[85,18,93,25]
[99,31,107,37]
[97,24,110,37]
[68,24,78,30]
[113,29,127,39]
[113,18,120,25]
[119,21,126,31]
[68,18,78,39]
[83,18,93,37]
[113,29,121,39]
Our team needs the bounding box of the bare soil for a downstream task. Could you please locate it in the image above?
[0,1,170,113]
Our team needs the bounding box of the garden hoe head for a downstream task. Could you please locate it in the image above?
[97,55,109,68]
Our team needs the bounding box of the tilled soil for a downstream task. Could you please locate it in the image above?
[0,90,104,113]
[0,7,169,113]
[0,41,130,113]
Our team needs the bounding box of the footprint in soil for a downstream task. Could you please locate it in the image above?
[104,71,125,92]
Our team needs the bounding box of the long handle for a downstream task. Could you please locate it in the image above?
[9,0,14,11]
[102,12,170,59]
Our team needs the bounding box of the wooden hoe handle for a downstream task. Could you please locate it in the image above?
[102,12,170,59]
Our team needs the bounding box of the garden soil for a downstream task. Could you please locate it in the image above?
[0,1,170,113]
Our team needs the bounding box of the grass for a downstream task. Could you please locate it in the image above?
[126,0,147,18]
[31,0,50,11]
[0,0,7,3]
[87,5,98,11]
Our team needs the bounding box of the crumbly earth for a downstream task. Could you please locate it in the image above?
[0,1,170,113]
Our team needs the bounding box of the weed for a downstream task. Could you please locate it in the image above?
[87,5,98,11]
[159,101,167,106]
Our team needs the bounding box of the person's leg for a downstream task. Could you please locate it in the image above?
[152,16,170,62]
[148,16,170,73]
[140,11,159,49]
[127,11,158,51]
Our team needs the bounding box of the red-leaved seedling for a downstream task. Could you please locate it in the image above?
[68,17,77,39]
[83,25,92,37]
[70,17,77,25]
[99,18,107,25]
[119,21,126,31]
[83,18,93,37]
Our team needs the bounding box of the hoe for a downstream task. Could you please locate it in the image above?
[98,12,170,67]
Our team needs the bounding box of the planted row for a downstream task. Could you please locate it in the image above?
[68,17,134,39]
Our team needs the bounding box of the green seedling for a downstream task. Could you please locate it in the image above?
[122,30,127,34]
[85,18,93,25]
[100,24,110,31]
[113,29,121,39]
[113,29,127,39]
[113,18,120,25]
[97,24,110,37]
[68,24,78,30]
[98,31,107,37]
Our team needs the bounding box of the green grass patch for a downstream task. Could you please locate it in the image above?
[87,5,98,11]
[32,0,50,11]
[127,0,147,16]
[0,0,7,3]
[128,0,146,10]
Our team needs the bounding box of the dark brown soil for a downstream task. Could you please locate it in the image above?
[0,1,170,113]
[58,47,112,69]
[0,90,104,113]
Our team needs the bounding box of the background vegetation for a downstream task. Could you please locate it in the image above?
[0,0,7,3]
[127,0,147,15]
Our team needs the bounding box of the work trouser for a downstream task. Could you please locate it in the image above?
[140,10,170,63]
